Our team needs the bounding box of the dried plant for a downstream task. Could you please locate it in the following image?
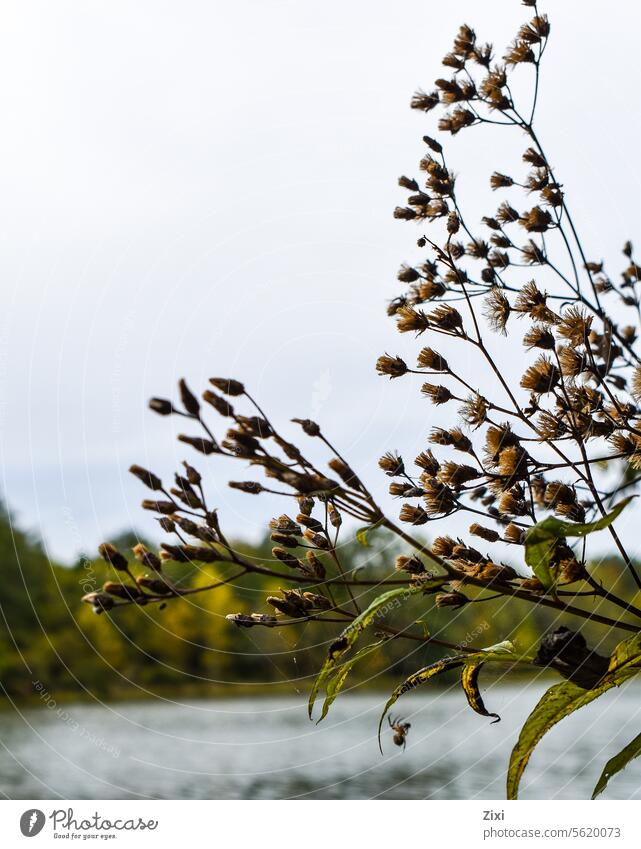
[83,1,641,799]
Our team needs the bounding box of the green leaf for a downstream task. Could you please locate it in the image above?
[308,580,445,719]
[317,639,387,723]
[524,497,633,590]
[592,731,641,799]
[507,629,641,800]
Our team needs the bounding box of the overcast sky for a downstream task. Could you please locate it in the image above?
[0,0,639,563]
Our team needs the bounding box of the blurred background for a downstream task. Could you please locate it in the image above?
[0,0,640,800]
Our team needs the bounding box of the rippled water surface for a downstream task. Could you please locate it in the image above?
[1,683,640,799]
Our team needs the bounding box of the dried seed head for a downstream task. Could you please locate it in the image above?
[483,287,511,334]
[523,147,547,167]
[415,450,440,475]
[133,543,162,572]
[297,513,324,532]
[429,427,473,454]
[397,264,420,283]
[102,581,144,602]
[328,458,361,489]
[469,523,500,543]
[459,394,488,429]
[271,547,301,569]
[395,555,426,574]
[209,377,245,396]
[496,201,520,224]
[520,355,559,393]
[451,543,483,564]
[141,499,176,514]
[537,411,567,439]
[398,175,419,191]
[303,529,330,549]
[421,383,453,405]
[178,378,200,416]
[411,89,440,111]
[523,324,555,350]
[98,543,128,572]
[557,306,593,346]
[269,514,301,535]
[498,486,528,516]
[413,280,448,301]
[82,591,115,613]
[521,240,546,265]
[514,281,556,323]
[269,531,298,549]
[297,496,314,516]
[149,397,175,416]
[229,481,264,494]
[396,306,430,334]
[178,435,219,455]
[157,516,176,533]
[394,206,417,220]
[399,504,428,525]
[422,135,443,153]
[291,418,321,437]
[438,107,476,134]
[379,451,404,476]
[389,482,416,497]
[631,366,641,402]
[557,345,589,378]
[437,462,480,488]
[423,477,457,515]
[376,354,408,378]
[504,40,535,65]
[300,550,326,580]
[519,206,553,233]
[417,347,448,371]
[435,591,469,609]
[504,523,525,545]
[431,538,456,561]
[427,304,463,332]
[490,172,514,190]
[328,503,342,528]
[202,390,234,417]
[129,465,162,491]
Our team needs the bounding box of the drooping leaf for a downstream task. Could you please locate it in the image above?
[317,638,387,723]
[524,497,632,590]
[308,580,445,718]
[591,731,641,799]
[507,629,641,799]
[461,662,500,723]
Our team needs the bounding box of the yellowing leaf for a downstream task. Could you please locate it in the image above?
[462,661,500,723]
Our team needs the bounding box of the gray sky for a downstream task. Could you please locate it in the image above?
[0,0,639,562]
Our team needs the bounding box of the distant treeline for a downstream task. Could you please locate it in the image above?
[0,502,633,703]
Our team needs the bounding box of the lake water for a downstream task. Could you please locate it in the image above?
[1,682,640,800]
